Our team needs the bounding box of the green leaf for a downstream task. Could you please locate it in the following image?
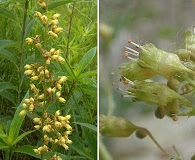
[14,145,40,159]
[78,70,97,79]
[84,129,97,160]
[81,84,96,96]
[0,142,9,149]
[7,90,29,145]
[0,116,11,125]
[0,40,14,49]
[0,82,17,91]
[73,122,97,132]
[0,90,16,106]
[24,19,35,39]
[0,48,18,69]
[0,127,7,144]
[70,135,91,160]
[12,130,35,146]
[64,92,83,114]
[0,0,9,4]
[0,7,18,23]
[75,47,96,78]
[48,0,78,11]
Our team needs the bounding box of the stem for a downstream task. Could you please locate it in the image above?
[18,0,29,104]
[141,128,179,159]
[99,139,113,160]
[66,2,76,58]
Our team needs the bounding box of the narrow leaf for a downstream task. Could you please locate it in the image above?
[73,122,97,132]
[0,90,16,106]
[14,145,40,159]
[0,48,18,69]
[0,82,17,91]
[64,92,83,114]
[0,40,14,49]
[70,135,91,159]
[0,7,17,23]
[76,47,96,77]
[12,130,35,146]
[7,90,29,145]
[78,70,97,79]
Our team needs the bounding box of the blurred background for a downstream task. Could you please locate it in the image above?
[99,0,195,160]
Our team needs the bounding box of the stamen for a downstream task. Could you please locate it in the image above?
[125,46,139,55]
[124,53,136,60]
[125,51,139,57]
[128,39,140,48]
[121,76,134,85]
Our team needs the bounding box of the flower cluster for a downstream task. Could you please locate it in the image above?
[21,1,72,158]
[33,110,72,154]
[118,30,195,120]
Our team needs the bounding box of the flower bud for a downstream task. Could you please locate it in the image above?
[55,110,61,116]
[24,64,31,70]
[48,31,58,38]
[58,76,68,84]
[155,107,166,119]
[56,91,61,98]
[35,43,41,49]
[19,110,26,116]
[135,128,147,139]
[24,70,33,75]
[38,93,44,99]
[24,99,30,104]
[31,76,39,81]
[57,56,65,63]
[100,114,138,137]
[22,103,27,109]
[34,125,41,129]
[52,13,61,19]
[50,20,59,25]
[34,11,42,18]
[128,80,194,109]
[138,43,195,79]
[41,15,48,24]
[56,83,62,90]
[164,100,179,118]
[38,1,46,9]
[54,27,63,34]
[167,77,180,92]
[119,61,155,81]
[58,97,66,103]
[25,37,34,45]
[51,55,59,60]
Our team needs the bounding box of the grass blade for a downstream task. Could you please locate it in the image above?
[73,122,97,132]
